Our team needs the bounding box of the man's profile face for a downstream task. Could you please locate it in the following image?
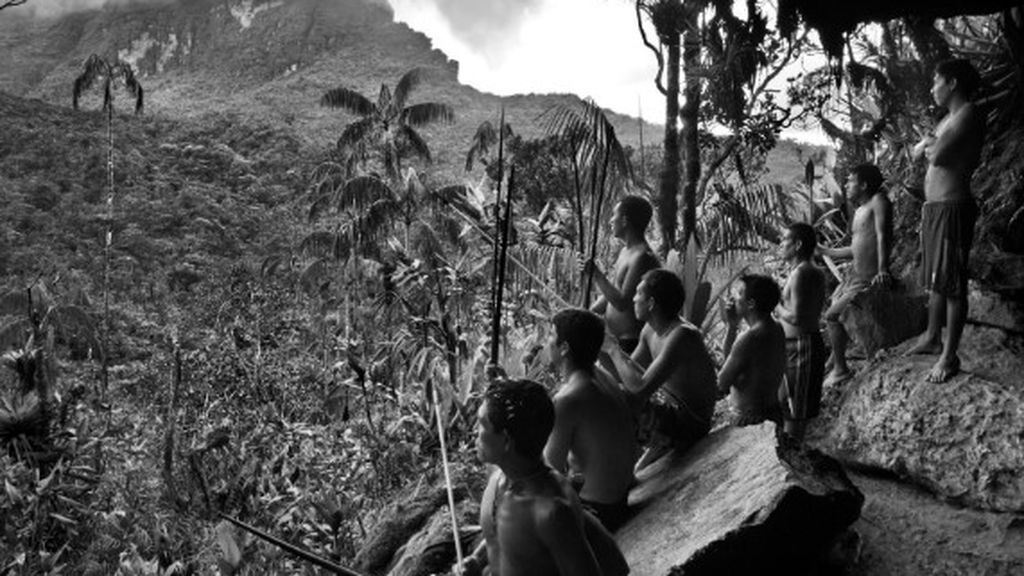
[731,282,751,316]
[780,229,798,262]
[845,173,866,203]
[633,280,653,321]
[610,203,627,239]
[476,401,505,464]
[931,72,954,108]
[545,329,563,370]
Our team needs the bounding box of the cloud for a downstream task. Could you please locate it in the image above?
[13,0,174,18]
[390,0,541,65]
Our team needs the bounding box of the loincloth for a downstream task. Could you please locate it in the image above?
[580,495,630,532]
[636,389,710,453]
[782,332,827,420]
[825,276,871,321]
[919,198,977,297]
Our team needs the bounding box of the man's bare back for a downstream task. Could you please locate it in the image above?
[633,320,717,416]
[602,245,659,342]
[545,370,637,505]
[478,469,626,576]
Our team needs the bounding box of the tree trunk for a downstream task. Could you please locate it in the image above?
[679,2,701,248]
[659,36,681,256]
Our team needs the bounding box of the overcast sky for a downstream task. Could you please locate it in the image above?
[388,0,662,120]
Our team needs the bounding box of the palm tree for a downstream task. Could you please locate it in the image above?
[320,68,454,180]
[72,54,144,392]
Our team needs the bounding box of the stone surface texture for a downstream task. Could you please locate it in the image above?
[841,282,928,358]
[813,343,1024,512]
[617,423,863,576]
[386,500,479,576]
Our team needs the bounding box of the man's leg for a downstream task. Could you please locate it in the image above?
[907,292,946,355]
[928,294,966,382]
[825,319,852,382]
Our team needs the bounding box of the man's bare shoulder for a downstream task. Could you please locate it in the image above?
[626,246,660,269]
[868,192,892,211]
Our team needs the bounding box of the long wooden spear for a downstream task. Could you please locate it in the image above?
[429,380,465,575]
[218,513,368,576]
[489,108,507,365]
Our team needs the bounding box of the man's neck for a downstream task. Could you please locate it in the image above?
[500,456,549,485]
[622,230,646,249]
[744,311,771,329]
[947,94,969,116]
[647,313,678,336]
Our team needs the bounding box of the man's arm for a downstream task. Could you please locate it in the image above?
[929,106,983,167]
[623,326,690,399]
[872,196,893,285]
[717,330,751,396]
[544,392,579,474]
[821,245,853,260]
[590,295,608,315]
[591,252,659,311]
[536,501,602,576]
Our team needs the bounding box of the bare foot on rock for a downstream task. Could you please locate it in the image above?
[904,335,943,356]
[926,356,960,383]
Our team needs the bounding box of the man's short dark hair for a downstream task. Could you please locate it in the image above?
[740,274,782,314]
[850,163,884,196]
[619,195,653,232]
[552,308,604,368]
[936,58,981,98]
[642,269,686,318]
[483,379,554,459]
[787,222,817,260]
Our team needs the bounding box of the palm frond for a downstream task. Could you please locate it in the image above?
[698,183,794,264]
[431,184,483,222]
[72,54,109,110]
[299,258,333,297]
[400,102,454,127]
[320,87,375,116]
[397,125,432,164]
[338,175,395,213]
[299,231,338,260]
[409,221,446,266]
[113,60,144,114]
[393,68,426,111]
[336,117,376,155]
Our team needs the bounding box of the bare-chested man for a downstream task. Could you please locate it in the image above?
[543,308,638,532]
[458,379,629,576]
[603,269,717,466]
[585,195,661,354]
[718,274,787,426]
[906,59,986,383]
[820,163,893,384]
[776,223,828,440]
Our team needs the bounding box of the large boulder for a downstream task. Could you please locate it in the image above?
[386,500,480,576]
[617,423,863,575]
[841,282,928,358]
[812,334,1024,512]
[968,283,1024,334]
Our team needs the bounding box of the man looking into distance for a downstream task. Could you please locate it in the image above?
[820,163,893,384]
[584,195,661,354]
[603,269,717,465]
[906,58,986,383]
[718,274,787,426]
[543,308,638,532]
[776,223,828,441]
[457,379,628,576]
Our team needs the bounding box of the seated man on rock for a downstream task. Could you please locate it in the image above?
[603,269,718,466]
[820,163,893,385]
[718,274,787,426]
[543,308,638,532]
[458,379,629,576]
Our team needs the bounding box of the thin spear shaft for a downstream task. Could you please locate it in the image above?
[218,513,367,576]
[430,381,465,575]
[490,107,507,364]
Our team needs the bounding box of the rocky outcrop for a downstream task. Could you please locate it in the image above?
[812,333,1024,512]
[617,423,863,575]
[841,282,928,358]
[968,283,1024,334]
[386,500,479,576]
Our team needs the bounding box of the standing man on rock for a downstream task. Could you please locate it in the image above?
[543,308,638,532]
[776,223,828,441]
[584,195,661,354]
[603,269,718,466]
[718,274,787,426]
[820,163,893,385]
[458,379,629,576]
[906,59,986,383]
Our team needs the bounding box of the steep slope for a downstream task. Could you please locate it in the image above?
[0,0,656,179]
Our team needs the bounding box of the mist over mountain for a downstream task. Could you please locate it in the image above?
[0,0,664,177]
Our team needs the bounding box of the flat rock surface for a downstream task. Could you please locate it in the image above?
[617,423,862,576]
[811,335,1024,512]
[847,470,1024,576]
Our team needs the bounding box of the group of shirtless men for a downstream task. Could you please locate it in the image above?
[454,58,985,576]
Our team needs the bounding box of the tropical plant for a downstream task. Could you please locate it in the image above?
[320,67,454,180]
[72,54,144,393]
